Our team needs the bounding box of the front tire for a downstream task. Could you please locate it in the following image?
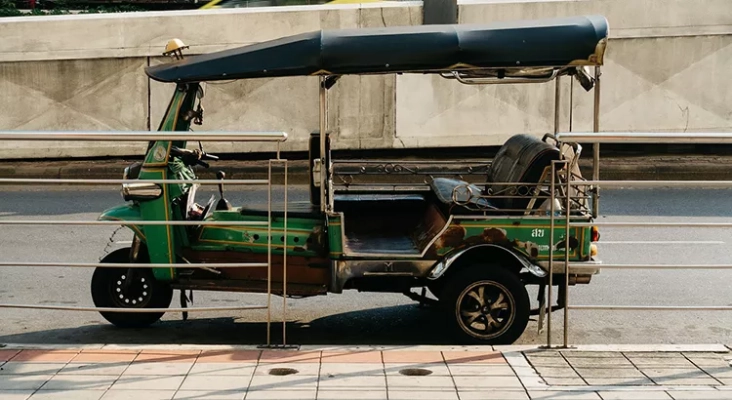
[91,247,173,328]
[441,266,530,345]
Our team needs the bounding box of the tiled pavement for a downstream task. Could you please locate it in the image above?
[0,345,730,400]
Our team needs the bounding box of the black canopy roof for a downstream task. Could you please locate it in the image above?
[146,14,608,83]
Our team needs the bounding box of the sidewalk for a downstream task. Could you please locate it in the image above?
[1,345,731,400]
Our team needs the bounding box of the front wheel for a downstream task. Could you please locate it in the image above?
[91,247,173,328]
[441,266,530,345]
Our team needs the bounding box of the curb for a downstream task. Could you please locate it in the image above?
[1,343,729,353]
[3,155,732,184]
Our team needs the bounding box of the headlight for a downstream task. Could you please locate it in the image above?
[122,182,162,201]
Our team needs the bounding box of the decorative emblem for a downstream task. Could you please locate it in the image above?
[153,145,167,162]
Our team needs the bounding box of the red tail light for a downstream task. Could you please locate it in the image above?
[591,226,600,242]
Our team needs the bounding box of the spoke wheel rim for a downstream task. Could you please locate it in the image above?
[456,280,515,340]
[109,271,153,308]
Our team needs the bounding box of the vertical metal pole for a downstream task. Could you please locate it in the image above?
[553,76,561,135]
[547,161,556,348]
[282,160,288,345]
[563,160,571,348]
[592,66,601,218]
[319,77,327,213]
[267,160,272,346]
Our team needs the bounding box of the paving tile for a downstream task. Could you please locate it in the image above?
[111,375,185,390]
[628,359,696,368]
[527,358,571,367]
[59,363,129,376]
[443,352,505,364]
[0,350,21,362]
[197,351,261,363]
[318,375,387,389]
[575,368,647,379]
[561,352,626,358]
[0,375,53,390]
[320,351,382,363]
[245,389,317,399]
[179,375,250,391]
[10,350,79,363]
[650,376,720,385]
[317,390,387,399]
[583,377,656,386]
[29,390,104,400]
[188,362,257,376]
[41,374,118,390]
[543,377,587,386]
[387,390,458,400]
[0,363,67,375]
[387,375,455,389]
[101,390,176,400]
[687,358,732,368]
[248,374,318,391]
[133,350,200,363]
[319,363,384,377]
[123,362,192,375]
[667,390,732,399]
[566,358,635,368]
[382,352,444,364]
[641,368,710,378]
[0,390,34,400]
[385,363,451,376]
[446,364,515,376]
[453,376,523,389]
[459,390,529,400]
[533,367,581,378]
[72,350,138,363]
[717,378,732,385]
[255,363,320,376]
[682,352,729,359]
[258,351,321,364]
[174,390,244,399]
[528,391,601,400]
[705,368,732,379]
[598,392,672,400]
[624,353,685,359]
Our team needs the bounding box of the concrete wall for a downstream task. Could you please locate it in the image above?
[0,0,730,158]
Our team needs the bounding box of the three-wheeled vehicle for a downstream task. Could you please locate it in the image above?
[94,14,607,344]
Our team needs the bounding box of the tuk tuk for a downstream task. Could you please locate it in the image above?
[95,14,607,344]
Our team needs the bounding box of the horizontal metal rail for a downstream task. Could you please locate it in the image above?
[569,305,732,311]
[0,304,268,313]
[568,264,732,270]
[0,178,270,185]
[0,262,269,268]
[556,131,732,144]
[0,220,269,226]
[0,131,288,142]
[574,180,732,188]
[573,221,732,228]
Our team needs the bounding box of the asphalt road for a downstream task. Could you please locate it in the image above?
[1,185,731,346]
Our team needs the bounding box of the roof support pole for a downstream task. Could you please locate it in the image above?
[592,66,601,218]
[319,76,327,213]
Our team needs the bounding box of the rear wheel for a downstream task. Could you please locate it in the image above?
[91,248,173,328]
[441,266,530,344]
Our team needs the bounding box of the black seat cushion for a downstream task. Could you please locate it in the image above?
[429,177,498,215]
[488,134,561,211]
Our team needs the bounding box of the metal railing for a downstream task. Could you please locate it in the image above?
[547,131,732,348]
[0,130,291,347]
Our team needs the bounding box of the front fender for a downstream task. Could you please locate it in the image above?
[98,203,145,241]
[427,244,546,280]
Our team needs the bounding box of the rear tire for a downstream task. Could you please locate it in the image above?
[91,248,173,328]
[441,266,530,345]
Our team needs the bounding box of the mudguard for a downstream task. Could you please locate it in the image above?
[427,244,547,280]
[98,203,146,242]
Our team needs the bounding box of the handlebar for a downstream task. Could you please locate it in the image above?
[169,146,218,168]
